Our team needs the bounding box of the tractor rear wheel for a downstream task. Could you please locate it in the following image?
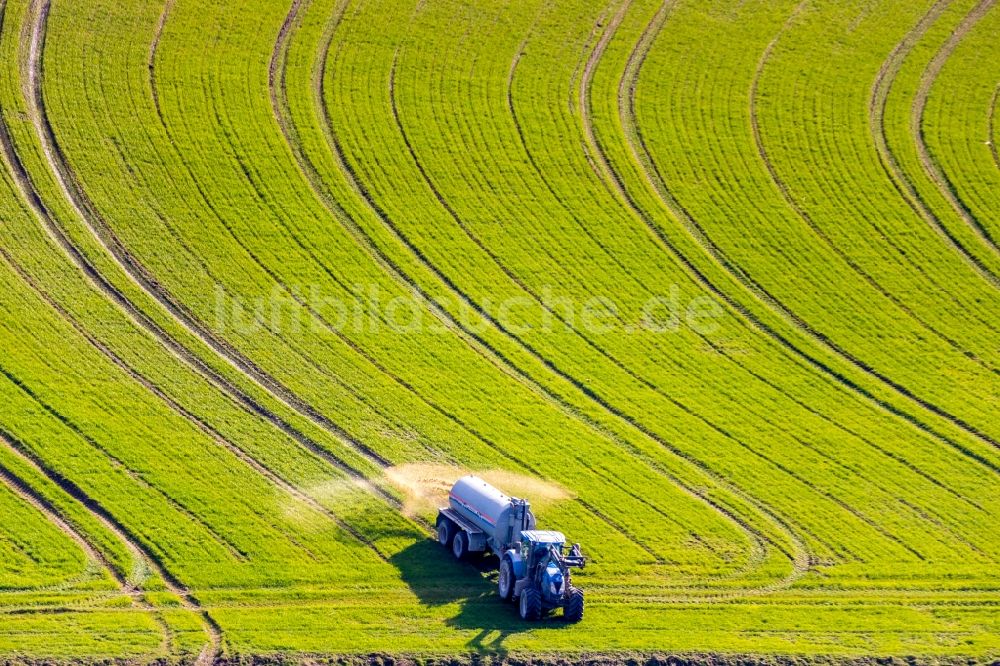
[519,588,542,621]
[436,517,454,548]
[564,586,584,623]
[452,531,468,560]
[498,557,515,602]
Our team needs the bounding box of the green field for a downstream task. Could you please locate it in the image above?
[0,0,998,661]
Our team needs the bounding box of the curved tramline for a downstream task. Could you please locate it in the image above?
[0,443,103,595]
[600,0,1000,544]
[871,0,1000,287]
[622,0,1000,446]
[274,0,804,587]
[318,0,992,568]
[272,0,836,592]
[0,0,998,660]
[23,0,407,477]
[0,0,411,531]
[0,429,211,663]
[326,0,936,568]
[586,0,1000,503]
[916,2,1000,252]
[992,85,1000,169]
[152,0,768,576]
[37,0,764,588]
[911,0,1000,264]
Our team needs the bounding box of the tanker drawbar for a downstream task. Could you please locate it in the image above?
[436,476,586,622]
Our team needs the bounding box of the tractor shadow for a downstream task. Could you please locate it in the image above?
[390,539,570,655]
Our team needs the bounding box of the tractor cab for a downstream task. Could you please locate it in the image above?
[519,530,565,562]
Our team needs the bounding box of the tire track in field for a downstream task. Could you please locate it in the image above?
[591,0,1000,468]
[16,0,417,526]
[871,0,1000,292]
[787,431,984,560]
[575,0,935,562]
[387,13,829,570]
[0,452,125,587]
[292,0,809,571]
[503,0,982,526]
[146,0,676,568]
[148,0,174,116]
[270,0,772,572]
[4,9,346,564]
[148,0,542,523]
[296,0,822,581]
[0,360,248,563]
[0,459,175,657]
[24,0,394,473]
[0,65,405,555]
[912,0,1000,263]
[497,5,826,574]
[0,429,219,664]
[0,247,391,563]
[0,469,175,661]
[267,0,702,569]
[990,84,1000,171]
[199,26,462,468]
[581,0,996,559]
[748,0,1000,372]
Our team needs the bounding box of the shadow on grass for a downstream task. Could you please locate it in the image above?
[390,539,571,655]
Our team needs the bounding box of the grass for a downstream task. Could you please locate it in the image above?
[0,0,997,661]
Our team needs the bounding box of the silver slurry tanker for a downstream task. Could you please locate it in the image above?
[436,476,586,622]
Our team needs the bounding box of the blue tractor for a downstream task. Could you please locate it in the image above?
[436,476,586,622]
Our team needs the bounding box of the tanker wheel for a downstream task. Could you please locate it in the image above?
[563,586,584,623]
[498,556,515,602]
[452,531,468,560]
[519,588,542,621]
[436,517,454,548]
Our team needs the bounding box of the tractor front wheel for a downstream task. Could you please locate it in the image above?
[498,557,515,602]
[519,588,542,621]
[564,586,584,623]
